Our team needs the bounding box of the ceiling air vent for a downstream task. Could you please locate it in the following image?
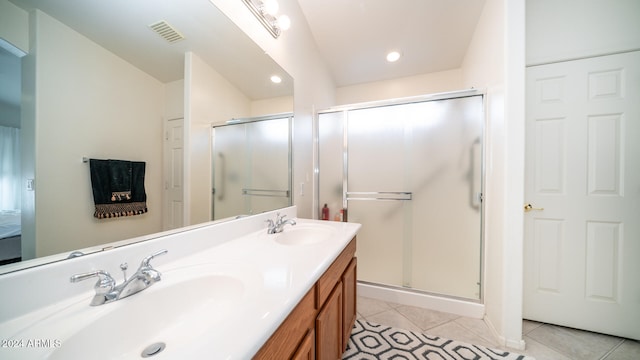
[148,20,185,43]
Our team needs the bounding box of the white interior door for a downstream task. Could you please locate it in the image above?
[524,51,640,340]
[163,118,184,230]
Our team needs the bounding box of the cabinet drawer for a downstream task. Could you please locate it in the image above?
[316,238,356,307]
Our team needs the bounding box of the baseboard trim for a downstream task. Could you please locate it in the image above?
[483,315,506,347]
[484,315,527,351]
[357,282,485,319]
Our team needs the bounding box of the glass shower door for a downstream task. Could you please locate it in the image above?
[343,95,484,299]
[212,115,292,220]
[212,124,246,220]
[242,118,291,214]
[346,104,414,288]
[407,97,483,299]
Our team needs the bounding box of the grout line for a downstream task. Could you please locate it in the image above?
[598,339,626,360]
[454,317,500,346]
[522,320,545,335]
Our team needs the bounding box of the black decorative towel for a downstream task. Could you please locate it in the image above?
[89,159,148,219]
[108,160,132,202]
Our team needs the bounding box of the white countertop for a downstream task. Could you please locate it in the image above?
[0,209,360,360]
[176,219,360,359]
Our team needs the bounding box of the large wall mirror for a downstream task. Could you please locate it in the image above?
[0,0,293,274]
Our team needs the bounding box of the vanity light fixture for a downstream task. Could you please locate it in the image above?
[241,0,289,38]
[386,51,402,63]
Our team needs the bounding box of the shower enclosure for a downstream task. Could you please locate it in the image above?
[211,114,293,220]
[318,91,484,300]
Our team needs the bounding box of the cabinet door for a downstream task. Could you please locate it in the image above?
[342,258,357,350]
[292,329,315,360]
[316,283,343,360]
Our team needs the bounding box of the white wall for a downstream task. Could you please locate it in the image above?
[460,0,526,349]
[461,0,512,347]
[250,95,294,117]
[22,10,166,258]
[184,52,252,225]
[335,69,463,105]
[526,0,640,65]
[502,0,526,349]
[164,79,185,121]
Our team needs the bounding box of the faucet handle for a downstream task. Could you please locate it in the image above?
[140,249,168,268]
[276,213,287,224]
[120,263,128,281]
[70,270,116,292]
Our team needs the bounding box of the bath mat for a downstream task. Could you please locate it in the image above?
[343,319,534,360]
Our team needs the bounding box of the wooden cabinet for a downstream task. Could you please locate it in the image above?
[254,238,356,360]
[292,329,315,360]
[342,258,357,348]
[317,239,357,356]
[253,287,317,359]
[316,283,343,360]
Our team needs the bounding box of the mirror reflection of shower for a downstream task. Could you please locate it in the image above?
[211,114,293,220]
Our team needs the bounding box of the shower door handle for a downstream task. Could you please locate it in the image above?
[346,192,412,201]
[242,189,290,198]
[216,153,225,201]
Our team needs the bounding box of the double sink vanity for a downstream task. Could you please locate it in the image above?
[0,206,361,359]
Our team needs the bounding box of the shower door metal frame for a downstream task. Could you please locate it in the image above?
[315,89,486,302]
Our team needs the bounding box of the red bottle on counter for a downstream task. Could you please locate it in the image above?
[321,204,329,220]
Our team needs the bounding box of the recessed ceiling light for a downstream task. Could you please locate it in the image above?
[386,51,401,63]
[270,75,282,84]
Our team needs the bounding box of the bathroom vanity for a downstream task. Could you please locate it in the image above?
[0,207,361,359]
[254,237,356,359]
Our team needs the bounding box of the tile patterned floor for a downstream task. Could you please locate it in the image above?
[356,296,640,360]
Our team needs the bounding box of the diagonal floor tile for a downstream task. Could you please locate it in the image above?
[394,304,460,331]
[357,296,395,317]
[527,324,622,360]
[604,339,640,360]
[365,309,423,333]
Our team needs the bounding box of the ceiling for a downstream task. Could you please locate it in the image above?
[297,0,486,87]
[2,0,486,109]
[4,0,292,103]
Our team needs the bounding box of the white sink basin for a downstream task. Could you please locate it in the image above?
[273,223,336,245]
[7,265,250,360]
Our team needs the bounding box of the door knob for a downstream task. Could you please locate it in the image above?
[524,203,544,212]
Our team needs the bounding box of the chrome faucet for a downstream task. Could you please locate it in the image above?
[266,213,296,234]
[70,249,168,306]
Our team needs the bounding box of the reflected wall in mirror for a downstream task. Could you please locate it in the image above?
[0,0,293,274]
[212,114,293,220]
